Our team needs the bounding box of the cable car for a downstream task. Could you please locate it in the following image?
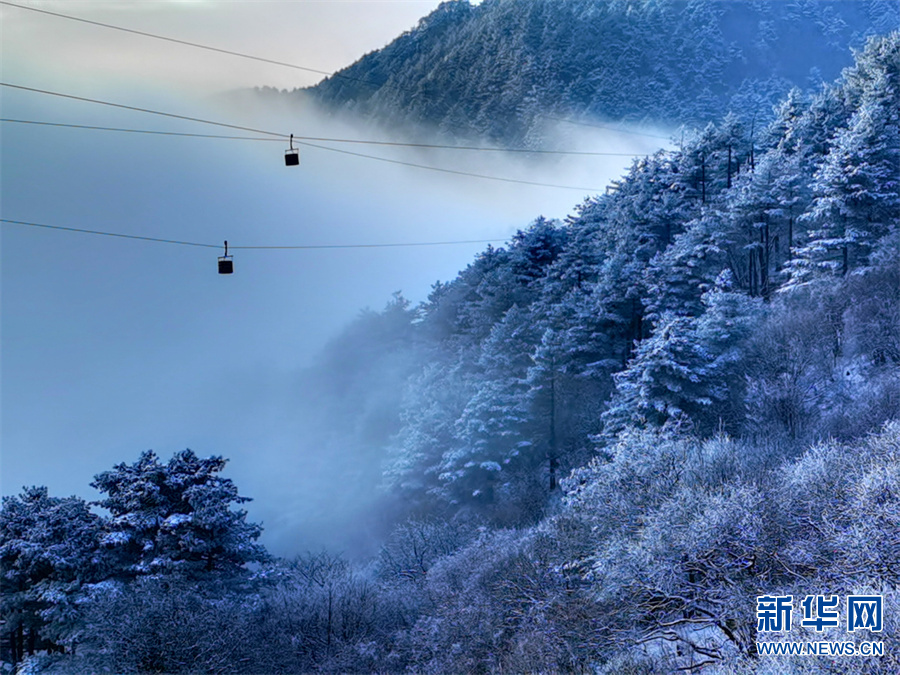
[285,134,299,166]
[218,241,233,274]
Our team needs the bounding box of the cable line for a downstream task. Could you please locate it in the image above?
[0,82,285,137]
[292,139,604,191]
[1,219,219,248]
[0,218,505,250]
[0,0,382,89]
[0,84,609,190]
[0,118,649,157]
[0,119,281,142]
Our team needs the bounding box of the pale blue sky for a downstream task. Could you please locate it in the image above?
[1,0,447,92]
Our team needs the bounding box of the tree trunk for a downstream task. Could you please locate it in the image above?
[26,627,35,657]
[326,589,334,657]
[15,625,24,664]
[727,145,733,189]
[701,154,707,204]
[548,358,558,492]
[748,249,756,296]
[749,118,756,172]
[788,213,793,257]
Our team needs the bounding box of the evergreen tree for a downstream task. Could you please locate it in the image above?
[384,361,476,510]
[524,328,571,492]
[0,487,103,660]
[788,33,900,286]
[603,281,762,438]
[726,148,809,296]
[643,212,729,320]
[442,305,541,504]
[92,450,268,578]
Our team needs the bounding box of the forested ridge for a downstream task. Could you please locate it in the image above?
[3,25,899,675]
[309,0,899,145]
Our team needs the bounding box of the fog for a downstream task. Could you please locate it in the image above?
[1,69,670,558]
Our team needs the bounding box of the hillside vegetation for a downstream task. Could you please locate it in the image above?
[311,0,899,145]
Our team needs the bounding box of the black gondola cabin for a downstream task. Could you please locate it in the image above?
[285,134,299,166]
[218,241,233,274]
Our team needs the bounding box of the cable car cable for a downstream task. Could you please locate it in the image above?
[291,139,605,191]
[0,218,506,250]
[0,218,219,248]
[0,119,280,142]
[0,118,649,156]
[0,84,608,190]
[0,0,383,89]
[0,82,285,138]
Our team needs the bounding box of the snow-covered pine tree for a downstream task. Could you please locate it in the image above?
[643,212,728,321]
[383,360,476,510]
[788,33,899,287]
[442,304,540,504]
[0,487,103,660]
[603,278,762,439]
[91,450,267,578]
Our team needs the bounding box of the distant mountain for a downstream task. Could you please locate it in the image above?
[308,0,898,145]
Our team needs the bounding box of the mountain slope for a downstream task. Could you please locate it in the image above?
[309,0,898,145]
[301,29,900,526]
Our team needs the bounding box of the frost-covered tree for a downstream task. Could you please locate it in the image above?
[788,33,900,286]
[91,450,267,578]
[383,361,477,510]
[525,327,581,493]
[540,197,608,301]
[726,148,810,297]
[603,281,762,437]
[601,312,702,437]
[642,212,729,321]
[0,487,103,661]
[442,305,541,504]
